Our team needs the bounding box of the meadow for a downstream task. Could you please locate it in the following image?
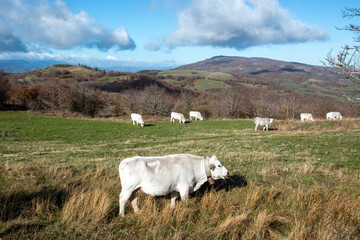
[0,111,359,239]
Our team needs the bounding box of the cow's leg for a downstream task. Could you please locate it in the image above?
[132,120,135,125]
[170,191,179,208]
[179,187,190,203]
[130,191,140,213]
[255,124,258,131]
[119,189,133,216]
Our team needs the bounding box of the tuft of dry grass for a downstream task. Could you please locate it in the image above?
[61,188,111,224]
[276,118,360,131]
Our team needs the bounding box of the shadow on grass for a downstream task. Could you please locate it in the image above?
[144,123,155,127]
[0,184,78,222]
[151,174,247,200]
[0,223,46,238]
[192,174,247,198]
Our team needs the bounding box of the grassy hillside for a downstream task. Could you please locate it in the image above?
[0,112,359,239]
[175,56,360,99]
[157,70,233,92]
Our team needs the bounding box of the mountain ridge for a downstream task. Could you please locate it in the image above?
[175,55,340,82]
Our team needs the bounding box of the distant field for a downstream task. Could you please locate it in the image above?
[157,70,233,91]
[279,81,356,100]
[157,70,209,77]
[157,70,234,80]
[190,79,230,91]
[0,112,359,239]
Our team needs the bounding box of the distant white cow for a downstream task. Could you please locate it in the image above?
[131,113,144,127]
[118,154,229,216]
[326,112,343,120]
[300,113,314,122]
[254,117,274,131]
[170,112,186,124]
[189,111,203,121]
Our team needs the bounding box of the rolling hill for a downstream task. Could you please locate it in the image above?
[3,56,360,100]
[171,56,360,99]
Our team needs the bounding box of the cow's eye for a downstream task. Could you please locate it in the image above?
[217,165,221,168]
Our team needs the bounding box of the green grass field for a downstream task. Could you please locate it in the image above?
[0,112,359,239]
[157,70,234,92]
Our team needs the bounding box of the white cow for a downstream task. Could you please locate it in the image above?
[118,154,229,216]
[326,112,343,120]
[254,117,274,131]
[170,112,186,124]
[189,111,204,121]
[300,113,314,122]
[131,113,144,127]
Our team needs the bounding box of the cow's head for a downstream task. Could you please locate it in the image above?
[269,118,274,124]
[207,155,229,180]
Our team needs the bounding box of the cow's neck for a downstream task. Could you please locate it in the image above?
[192,158,212,192]
[203,158,215,185]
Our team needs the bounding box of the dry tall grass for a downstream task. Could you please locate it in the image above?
[1,114,359,239]
[276,118,360,131]
[61,188,111,224]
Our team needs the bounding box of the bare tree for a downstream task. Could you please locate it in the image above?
[279,93,302,119]
[250,89,279,118]
[38,78,69,110]
[173,91,195,114]
[141,85,174,116]
[324,7,360,81]
[122,90,142,114]
[215,88,244,118]
[0,72,11,109]
[68,83,105,117]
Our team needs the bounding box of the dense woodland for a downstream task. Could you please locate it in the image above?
[0,64,359,119]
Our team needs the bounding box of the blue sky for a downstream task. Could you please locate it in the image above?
[0,0,358,69]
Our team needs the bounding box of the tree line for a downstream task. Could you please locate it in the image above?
[0,68,358,119]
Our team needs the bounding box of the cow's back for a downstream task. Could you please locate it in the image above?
[131,113,142,120]
[119,154,203,195]
[255,117,269,125]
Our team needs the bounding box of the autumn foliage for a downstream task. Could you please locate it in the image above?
[1,64,358,118]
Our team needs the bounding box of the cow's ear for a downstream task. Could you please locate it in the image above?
[211,155,217,161]
[209,164,215,170]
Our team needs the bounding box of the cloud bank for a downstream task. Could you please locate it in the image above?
[0,0,135,52]
[149,0,328,50]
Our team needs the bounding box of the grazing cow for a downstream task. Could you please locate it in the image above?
[170,112,186,124]
[118,154,229,216]
[300,113,314,122]
[254,117,274,131]
[131,113,144,127]
[326,112,343,120]
[189,111,204,121]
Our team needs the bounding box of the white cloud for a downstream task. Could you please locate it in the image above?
[106,55,118,60]
[0,0,135,52]
[160,0,328,50]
